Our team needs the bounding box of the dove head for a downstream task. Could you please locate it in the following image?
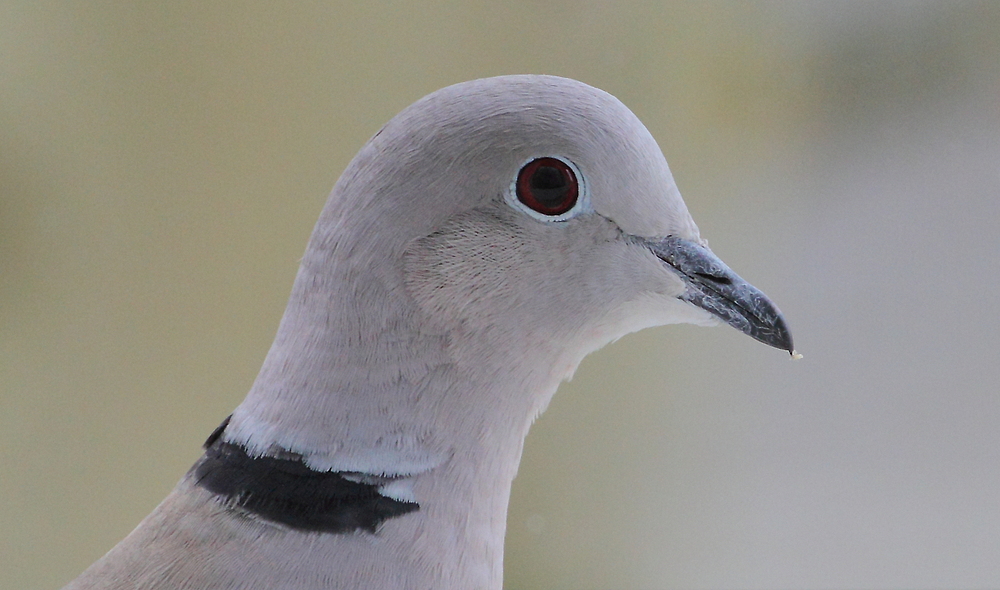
[300,76,712,365]
[233,75,790,462]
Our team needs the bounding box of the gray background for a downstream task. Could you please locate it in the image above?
[3,2,999,589]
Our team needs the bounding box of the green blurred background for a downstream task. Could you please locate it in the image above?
[3,2,999,589]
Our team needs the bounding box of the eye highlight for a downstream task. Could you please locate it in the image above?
[516,157,579,216]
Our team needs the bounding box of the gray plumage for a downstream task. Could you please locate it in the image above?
[63,75,792,590]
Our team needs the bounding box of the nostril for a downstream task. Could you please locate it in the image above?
[694,272,732,285]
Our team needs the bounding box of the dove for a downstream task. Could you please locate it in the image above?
[63,74,793,590]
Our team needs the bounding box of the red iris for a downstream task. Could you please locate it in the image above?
[516,157,579,216]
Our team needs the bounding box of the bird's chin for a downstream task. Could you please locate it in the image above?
[679,305,722,328]
[579,294,718,353]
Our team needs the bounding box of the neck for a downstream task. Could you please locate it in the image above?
[210,174,607,587]
[223,338,556,590]
[212,222,572,589]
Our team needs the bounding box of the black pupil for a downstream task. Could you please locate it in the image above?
[530,166,568,206]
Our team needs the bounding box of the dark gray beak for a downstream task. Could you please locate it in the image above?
[645,236,794,354]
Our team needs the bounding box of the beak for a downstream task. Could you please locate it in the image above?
[645,236,794,354]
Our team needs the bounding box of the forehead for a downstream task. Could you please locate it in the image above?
[386,76,642,162]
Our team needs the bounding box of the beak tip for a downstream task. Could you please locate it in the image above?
[746,313,794,355]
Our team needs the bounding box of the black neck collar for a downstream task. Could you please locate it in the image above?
[192,416,419,534]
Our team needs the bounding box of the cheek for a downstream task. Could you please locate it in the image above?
[402,218,535,328]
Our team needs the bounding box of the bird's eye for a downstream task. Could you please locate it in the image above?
[516,157,579,216]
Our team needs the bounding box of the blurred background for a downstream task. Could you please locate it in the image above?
[3,2,999,589]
